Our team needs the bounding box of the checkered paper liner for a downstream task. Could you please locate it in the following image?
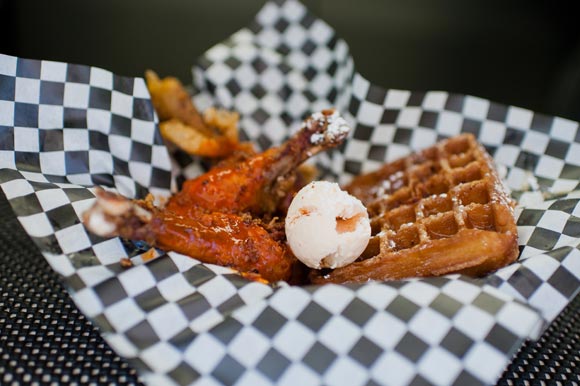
[1,1,580,386]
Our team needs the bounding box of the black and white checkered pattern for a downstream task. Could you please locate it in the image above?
[0,53,173,198]
[1,1,580,385]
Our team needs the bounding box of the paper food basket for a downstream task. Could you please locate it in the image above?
[1,1,579,385]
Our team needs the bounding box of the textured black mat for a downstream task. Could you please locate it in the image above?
[0,192,140,385]
[0,190,578,386]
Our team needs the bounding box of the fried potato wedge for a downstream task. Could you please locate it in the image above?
[159,119,237,158]
[145,70,240,158]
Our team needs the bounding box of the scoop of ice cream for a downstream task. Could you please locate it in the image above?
[285,181,371,269]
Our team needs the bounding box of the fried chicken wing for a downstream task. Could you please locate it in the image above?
[84,190,294,282]
[170,109,350,216]
[83,110,352,283]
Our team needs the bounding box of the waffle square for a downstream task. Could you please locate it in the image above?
[311,134,519,284]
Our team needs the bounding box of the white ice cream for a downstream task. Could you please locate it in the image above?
[285,181,371,269]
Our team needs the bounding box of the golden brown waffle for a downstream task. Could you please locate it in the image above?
[310,134,519,284]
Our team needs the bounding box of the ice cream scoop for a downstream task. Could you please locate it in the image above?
[285,181,371,269]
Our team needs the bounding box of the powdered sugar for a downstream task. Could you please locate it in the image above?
[308,110,351,145]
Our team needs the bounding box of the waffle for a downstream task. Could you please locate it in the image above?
[310,134,519,284]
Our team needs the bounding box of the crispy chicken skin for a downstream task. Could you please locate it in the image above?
[84,110,351,282]
[84,190,293,282]
[170,109,350,216]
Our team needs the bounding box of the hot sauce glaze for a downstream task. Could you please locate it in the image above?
[83,110,351,284]
[151,209,294,283]
[173,150,281,216]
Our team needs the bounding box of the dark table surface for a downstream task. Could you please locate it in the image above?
[0,190,579,385]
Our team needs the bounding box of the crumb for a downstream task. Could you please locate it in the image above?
[120,258,133,268]
[141,248,157,262]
